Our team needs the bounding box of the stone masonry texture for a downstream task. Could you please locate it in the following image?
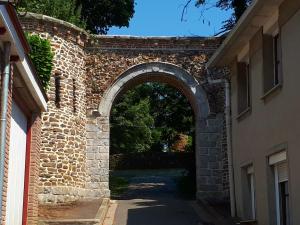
[20,13,229,205]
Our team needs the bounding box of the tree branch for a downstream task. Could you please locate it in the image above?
[181,0,193,21]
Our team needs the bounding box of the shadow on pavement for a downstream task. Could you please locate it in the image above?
[111,170,236,225]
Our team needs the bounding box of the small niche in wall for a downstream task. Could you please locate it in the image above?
[55,75,61,108]
[73,78,77,113]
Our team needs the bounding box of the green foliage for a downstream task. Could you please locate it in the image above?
[148,83,194,150]
[18,0,135,34]
[194,0,252,34]
[186,135,193,152]
[18,0,86,29]
[26,33,54,90]
[77,0,135,34]
[110,83,194,154]
[111,91,155,154]
[109,176,129,197]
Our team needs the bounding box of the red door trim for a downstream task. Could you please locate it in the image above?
[22,120,31,225]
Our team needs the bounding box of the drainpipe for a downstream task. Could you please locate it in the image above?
[224,79,236,218]
[0,42,11,221]
[207,75,236,217]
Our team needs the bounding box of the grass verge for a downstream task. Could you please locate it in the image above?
[109,176,129,198]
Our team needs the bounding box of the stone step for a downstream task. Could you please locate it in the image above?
[39,219,101,225]
[39,198,110,225]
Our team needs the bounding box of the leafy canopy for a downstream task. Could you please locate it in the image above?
[77,0,135,34]
[18,0,85,29]
[17,0,135,34]
[111,91,155,154]
[110,83,194,154]
[26,33,54,90]
[184,0,252,34]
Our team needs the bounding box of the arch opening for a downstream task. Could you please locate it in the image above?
[109,81,197,199]
[86,62,225,202]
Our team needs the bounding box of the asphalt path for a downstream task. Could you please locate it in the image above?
[112,170,201,225]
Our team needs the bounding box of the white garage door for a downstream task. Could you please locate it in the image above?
[5,100,28,225]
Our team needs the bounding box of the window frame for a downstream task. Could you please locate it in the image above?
[274,163,290,225]
[247,165,256,220]
[269,151,290,225]
[273,34,281,87]
[262,31,283,98]
[237,61,251,118]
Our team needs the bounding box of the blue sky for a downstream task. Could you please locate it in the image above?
[108,0,232,37]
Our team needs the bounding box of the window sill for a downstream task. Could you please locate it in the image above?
[236,107,251,121]
[261,84,282,101]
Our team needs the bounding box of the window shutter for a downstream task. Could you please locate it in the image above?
[277,162,288,183]
[247,165,254,174]
[269,151,287,165]
[237,62,248,114]
[263,34,275,93]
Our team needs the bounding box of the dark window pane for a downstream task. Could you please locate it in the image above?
[279,181,290,225]
[263,34,275,93]
[274,34,281,86]
[237,62,250,114]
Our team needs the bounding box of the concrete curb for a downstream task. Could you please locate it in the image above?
[38,198,110,225]
[96,198,110,225]
[102,200,118,225]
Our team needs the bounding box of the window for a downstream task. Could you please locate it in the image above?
[237,62,251,115]
[274,163,290,225]
[242,165,256,220]
[247,166,256,220]
[269,152,290,225]
[273,34,281,86]
[263,33,282,94]
[279,180,290,225]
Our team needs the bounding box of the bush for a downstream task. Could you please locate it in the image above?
[110,152,195,170]
[177,169,196,199]
[109,176,129,198]
[26,33,54,90]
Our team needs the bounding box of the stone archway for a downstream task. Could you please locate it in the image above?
[86,62,224,201]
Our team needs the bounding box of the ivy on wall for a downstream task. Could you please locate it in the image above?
[26,33,54,90]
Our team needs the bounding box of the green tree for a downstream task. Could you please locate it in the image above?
[18,0,85,28]
[17,0,135,34]
[147,83,194,151]
[76,0,135,34]
[184,0,252,34]
[110,83,194,154]
[110,90,155,154]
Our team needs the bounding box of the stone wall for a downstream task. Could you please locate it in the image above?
[22,14,88,204]
[85,36,222,112]
[196,113,225,201]
[84,37,228,200]
[20,14,229,204]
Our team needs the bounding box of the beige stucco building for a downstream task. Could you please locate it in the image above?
[208,0,300,224]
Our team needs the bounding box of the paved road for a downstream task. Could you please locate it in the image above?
[112,170,201,225]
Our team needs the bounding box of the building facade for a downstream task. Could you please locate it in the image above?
[0,2,47,225]
[208,0,300,224]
